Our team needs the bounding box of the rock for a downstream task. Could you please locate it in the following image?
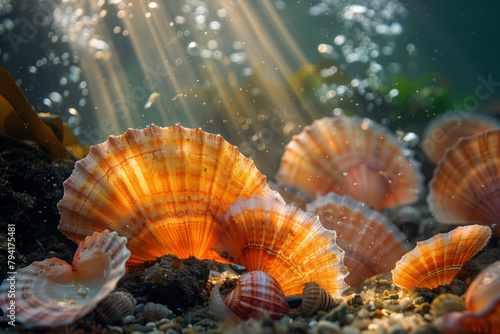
[144,255,210,309]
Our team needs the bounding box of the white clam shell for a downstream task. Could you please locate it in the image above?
[0,230,130,328]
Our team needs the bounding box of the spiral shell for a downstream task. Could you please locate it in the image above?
[0,230,130,328]
[421,111,499,163]
[307,194,411,287]
[427,129,500,237]
[209,271,290,321]
[94,291,136,325]
[213,192,348,296]
[392,225,491,289]
[58,125,272,265]
[436,261,500,334]
[430,294,466,318]
[276,115,423,211]
[143,302,172,322]
[300,282,338,316]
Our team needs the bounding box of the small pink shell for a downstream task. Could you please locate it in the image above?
[307,194,411,287]
[276,115,423,211]
[427,129,500,237]
[210,271,290,321]
[436,261,500,334]
[0,230,130,328]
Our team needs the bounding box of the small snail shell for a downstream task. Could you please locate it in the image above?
[143,302,172,322]
[300,282,338,316]
[94,291,136,325]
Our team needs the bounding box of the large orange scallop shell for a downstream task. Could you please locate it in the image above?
[307,194,411,287]
[391,225,491,289]
[276,115,423,211]
[0,230,129,328]
[58,125,273,265]
[421,111,499,163]
[436,261,500,334]
[427,129,500,237]
[212,192,348,296]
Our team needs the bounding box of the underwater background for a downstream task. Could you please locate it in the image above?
[1,0,500,176]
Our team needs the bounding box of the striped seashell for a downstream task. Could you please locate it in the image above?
[212,192,348,296]
[307,194,411,287]
[94,291,136,325]
[392,225,491,289]
[276,115,424,211]
[427,129,500,237]
[58,125,273,265]
[300,282,338,316]
[436,261,500,334]
[0,230,130,328]
[209,271,290,321]
[143,302,172,322]
[421,111,499,163]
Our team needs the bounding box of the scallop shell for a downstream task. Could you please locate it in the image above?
[427,129,500,237]
[307,193,411,287]
[213,192,348,296]
[0,230,130,328]
[209,271,290,321]
[300,282,338,316]
[421,111,499,163]
[58,125,273,265]
[392,225,491,289]
[143,302,172,322]
[276,115,424,211]
[436,261,500,334]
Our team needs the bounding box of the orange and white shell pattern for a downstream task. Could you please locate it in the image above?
[0,230,130,328]
[427,129,500,237]
[209,271,290,321]
[58,125,273,265]
[421,111,499,163]
[276,115,423,211]
[213,192,348,296]
[392,225,491,289]
[436,261,500,334]
[307,193,411,287]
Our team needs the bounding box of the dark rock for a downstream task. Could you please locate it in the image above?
[144,255,210,309]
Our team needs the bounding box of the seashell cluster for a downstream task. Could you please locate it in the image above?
[209,271,290,321]
[300,282,339,316]
[436,261,500,334]
[307,193,411,287]
[421,111,499,163]
[58,124,273,265]
[0,230,130,328]
[427,129,500,237]
[392,225,491,289]
[143,302,172,323]
[213,192,348,296]
[276,115,424,211]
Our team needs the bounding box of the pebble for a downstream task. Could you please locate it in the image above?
[280,316,292,325]
[324,303,348,323]
[123,315,136,325]
[158,323,182,333]
[357,308,370,319]
[149,331,165,334]
[398,297,413,310]
[130,331,144,334]
[109,326,123,334]
[309,319,318,329]
[315,320,342,333]
[146,322,157,328]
